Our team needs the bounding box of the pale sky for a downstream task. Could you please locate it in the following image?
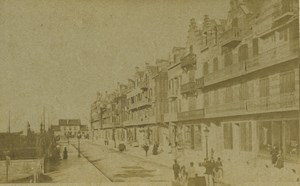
[0,0,229,132]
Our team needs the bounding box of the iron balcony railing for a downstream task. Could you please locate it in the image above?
[178,109,205,121]
[195,77,204,89]
[180,81,196,94]
[204,42,299,86]
[272,0,295,21]
[221,27,242,47]
[205,92,298,117]
[181,53,196,69]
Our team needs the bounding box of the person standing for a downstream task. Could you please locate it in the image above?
[187,162,196,186]
[143,143,149,157]
[275,150,284,169]
[172,160,180,181]
[270,146,279,165]
[213,167,223,186]
[63,147,68,160]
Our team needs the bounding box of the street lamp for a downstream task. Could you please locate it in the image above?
[204,126,210,159]
[77,133,82,158]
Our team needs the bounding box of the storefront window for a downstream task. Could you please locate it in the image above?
[285,120,299,158]
[258,121,272,153]
[240,122,252,151]
[194,125,202,150]
[223,123,233,150]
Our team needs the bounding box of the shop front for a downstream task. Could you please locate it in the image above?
[258,119,299,160]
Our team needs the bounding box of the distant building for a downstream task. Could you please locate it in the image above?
[51,119,89,137]
[80,125,89,136]
[50,125,61,137]
[59,119,81,136]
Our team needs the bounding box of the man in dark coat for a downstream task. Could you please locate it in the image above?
[172,159,180,181]
[270,146,279,165]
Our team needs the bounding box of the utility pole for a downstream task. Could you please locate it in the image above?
[8,111,10,133]
[43,106,46,132]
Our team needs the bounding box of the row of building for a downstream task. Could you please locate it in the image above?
[90,0,299,162]
[50,119,89,138]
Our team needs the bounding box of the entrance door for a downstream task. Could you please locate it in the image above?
[272,121,283,149]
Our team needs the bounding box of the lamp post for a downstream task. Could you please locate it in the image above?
[204,126,210,159]
[204,126,210,186]
[77,133,82,158]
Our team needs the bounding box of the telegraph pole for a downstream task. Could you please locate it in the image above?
[8,111,10,133]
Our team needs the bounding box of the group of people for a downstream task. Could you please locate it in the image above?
[173,157,224,186]
[270,146,284,169]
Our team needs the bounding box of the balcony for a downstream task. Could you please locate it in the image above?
[129,98,152,110]
[181,53,196,70]
[178,109,204,121]
[205,92,298,118]
[123,115,156,127]
[164,112,178,122]
[168,91,178,99]
[180,81,196,94]
[204,59,245,86]
[272,1,295,25]
[246,42,298,72]
[102,122,114,129]
[195,77,204,89]
[246,92,298,113]
[204,42,299,86]
[221,27,242,48]
[139,81,148,91]
[200,43,209,52]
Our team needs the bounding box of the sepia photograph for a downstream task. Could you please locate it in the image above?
[0,0,299,185]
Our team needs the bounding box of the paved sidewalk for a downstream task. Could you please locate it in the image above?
[46,143,111,183]
[90,139,300,185]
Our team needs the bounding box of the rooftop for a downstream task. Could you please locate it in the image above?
[59,119,81,126]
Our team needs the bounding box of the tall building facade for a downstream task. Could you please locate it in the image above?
[90,0,299,162]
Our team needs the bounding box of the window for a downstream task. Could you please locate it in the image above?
[204,93,209,107]
[203,62,209,75]
[224,50,233,67]
[240,122,252,151]
[213,58,219,72]
[225,86,233,103]
[214,90,219,105]
[279,28,288,42]
[232,17,238,27]
[280,71,295,94]
[238,44,249,63]
[214,26,218,44]
[259,77,269,97]
[239,82,249,100]
[224,123,233,150]
[253,38,258,56]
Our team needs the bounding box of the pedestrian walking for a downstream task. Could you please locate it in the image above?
[215,157,223,177]
[143,143,149,157]
[275,150,284,169]
[187,162,196,186]
[213,167,223,186]
[179,166,188,186]
[172,159,180,181]
[270,146,279,165]
[63,147,68,160]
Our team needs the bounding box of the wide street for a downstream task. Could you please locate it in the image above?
[72,140,173,183]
